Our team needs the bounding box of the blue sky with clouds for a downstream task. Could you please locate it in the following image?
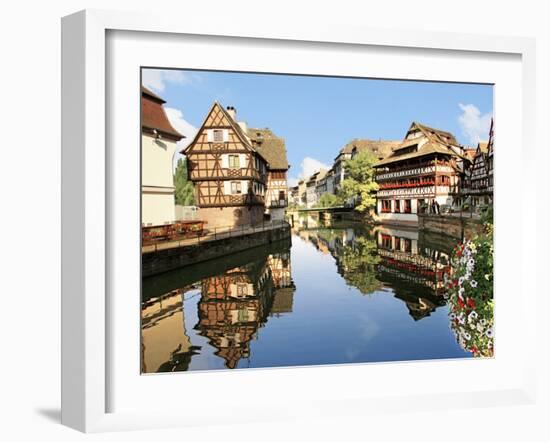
[142,68,493,185]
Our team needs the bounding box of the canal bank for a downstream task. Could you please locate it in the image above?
[418,213,484,239]
[142,221,291,277]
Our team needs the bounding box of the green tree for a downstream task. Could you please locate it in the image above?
[174,157,195,206]
[339,151,379,212]
[338,236,382,295]
[316,192,342,208]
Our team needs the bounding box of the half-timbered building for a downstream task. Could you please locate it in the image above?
[183,103,269,228]
[469,140,490,207]
[486,119,494,195]
[247,128,290,221]
[196,260,275,369]
[141,86,184,226]
[305,169,327,208]
[374,122,470,225]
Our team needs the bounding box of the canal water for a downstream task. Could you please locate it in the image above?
[141,219,471,373]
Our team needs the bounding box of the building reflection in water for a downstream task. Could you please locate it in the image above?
[141,243,295,373]
[141,289,201,373]
[142,220,465,372]
[293,221,454,321]
[374,226,452,320]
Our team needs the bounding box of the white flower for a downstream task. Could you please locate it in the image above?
[449,313,456,320]
[463,332,471,341]
[468,311,479,322]
[458,315,466,325]
[470,280,478,288]
[458,287,465,297]
[459,276,465,285]
[480,319,487,326]
[468,258,475,267]
[485,328,494,338]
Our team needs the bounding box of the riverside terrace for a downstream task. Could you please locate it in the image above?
[141,219,291,277]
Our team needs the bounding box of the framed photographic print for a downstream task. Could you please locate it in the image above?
[62,9,538,432]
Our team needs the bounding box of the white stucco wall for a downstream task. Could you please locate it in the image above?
[142,191,176,226]
[267,207,286,221]
[141,133,177,225]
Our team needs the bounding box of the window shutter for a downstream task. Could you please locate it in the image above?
[221,154,229,168]
[206,129,213,142]
[223,129,229,142]
[240,154,246,168]
[223,181,231,195]
[241,180,248,194]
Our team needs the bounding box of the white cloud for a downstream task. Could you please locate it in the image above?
[289,156,330,186]
[142,69,195,93]
[164,107,198,168]
[458,103,492,145]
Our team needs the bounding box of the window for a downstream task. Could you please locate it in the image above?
[231,181,242,194]
[228,155,240,168]
[380,234,392,249]
[213,129,224,142]
[381,200,392,213]
[394,200,401,213]
[395,237,401,250]
[404,199,412,213]
[236,284,248,296]
[403,238,412,253]
[279,190,286,202]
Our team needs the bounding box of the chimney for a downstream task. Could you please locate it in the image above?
[226,106,237,121]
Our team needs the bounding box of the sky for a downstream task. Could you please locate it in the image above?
[142,68,493,186]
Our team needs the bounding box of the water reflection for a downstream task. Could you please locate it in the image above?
[141,221,470,373]
[142,240,295,372]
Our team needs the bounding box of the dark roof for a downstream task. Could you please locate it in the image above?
[375,142,455,166]
[375,122,466,167]
[247,128,289,170]
[141,86,184,140]
[411,121,460,146]
[340,139,401,159]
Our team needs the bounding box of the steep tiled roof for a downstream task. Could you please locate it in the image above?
[337,139,400,161]
[141,86,184,140]
[247,128,289,170]
[375,122,467,167]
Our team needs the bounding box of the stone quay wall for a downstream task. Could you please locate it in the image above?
[418,214,484,240]
[142,224,291,277]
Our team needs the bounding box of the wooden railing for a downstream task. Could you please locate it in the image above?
[142,219,290,252]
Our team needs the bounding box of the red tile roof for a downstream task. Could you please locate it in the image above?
[141,86,184,141]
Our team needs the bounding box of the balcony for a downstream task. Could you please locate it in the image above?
[267,198,288,208]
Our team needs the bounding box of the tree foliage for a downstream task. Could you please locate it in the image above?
[338,236,382,295]
[338,151,379,212]
[174,157,195,206]
[316,192,342,208]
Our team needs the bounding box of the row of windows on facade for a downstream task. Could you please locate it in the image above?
[379,175,453,188]
[228,181,266,195]
[380,234,413,252]
[380,198,436,214]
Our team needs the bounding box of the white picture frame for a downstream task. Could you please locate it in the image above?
[61,9,538,433]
